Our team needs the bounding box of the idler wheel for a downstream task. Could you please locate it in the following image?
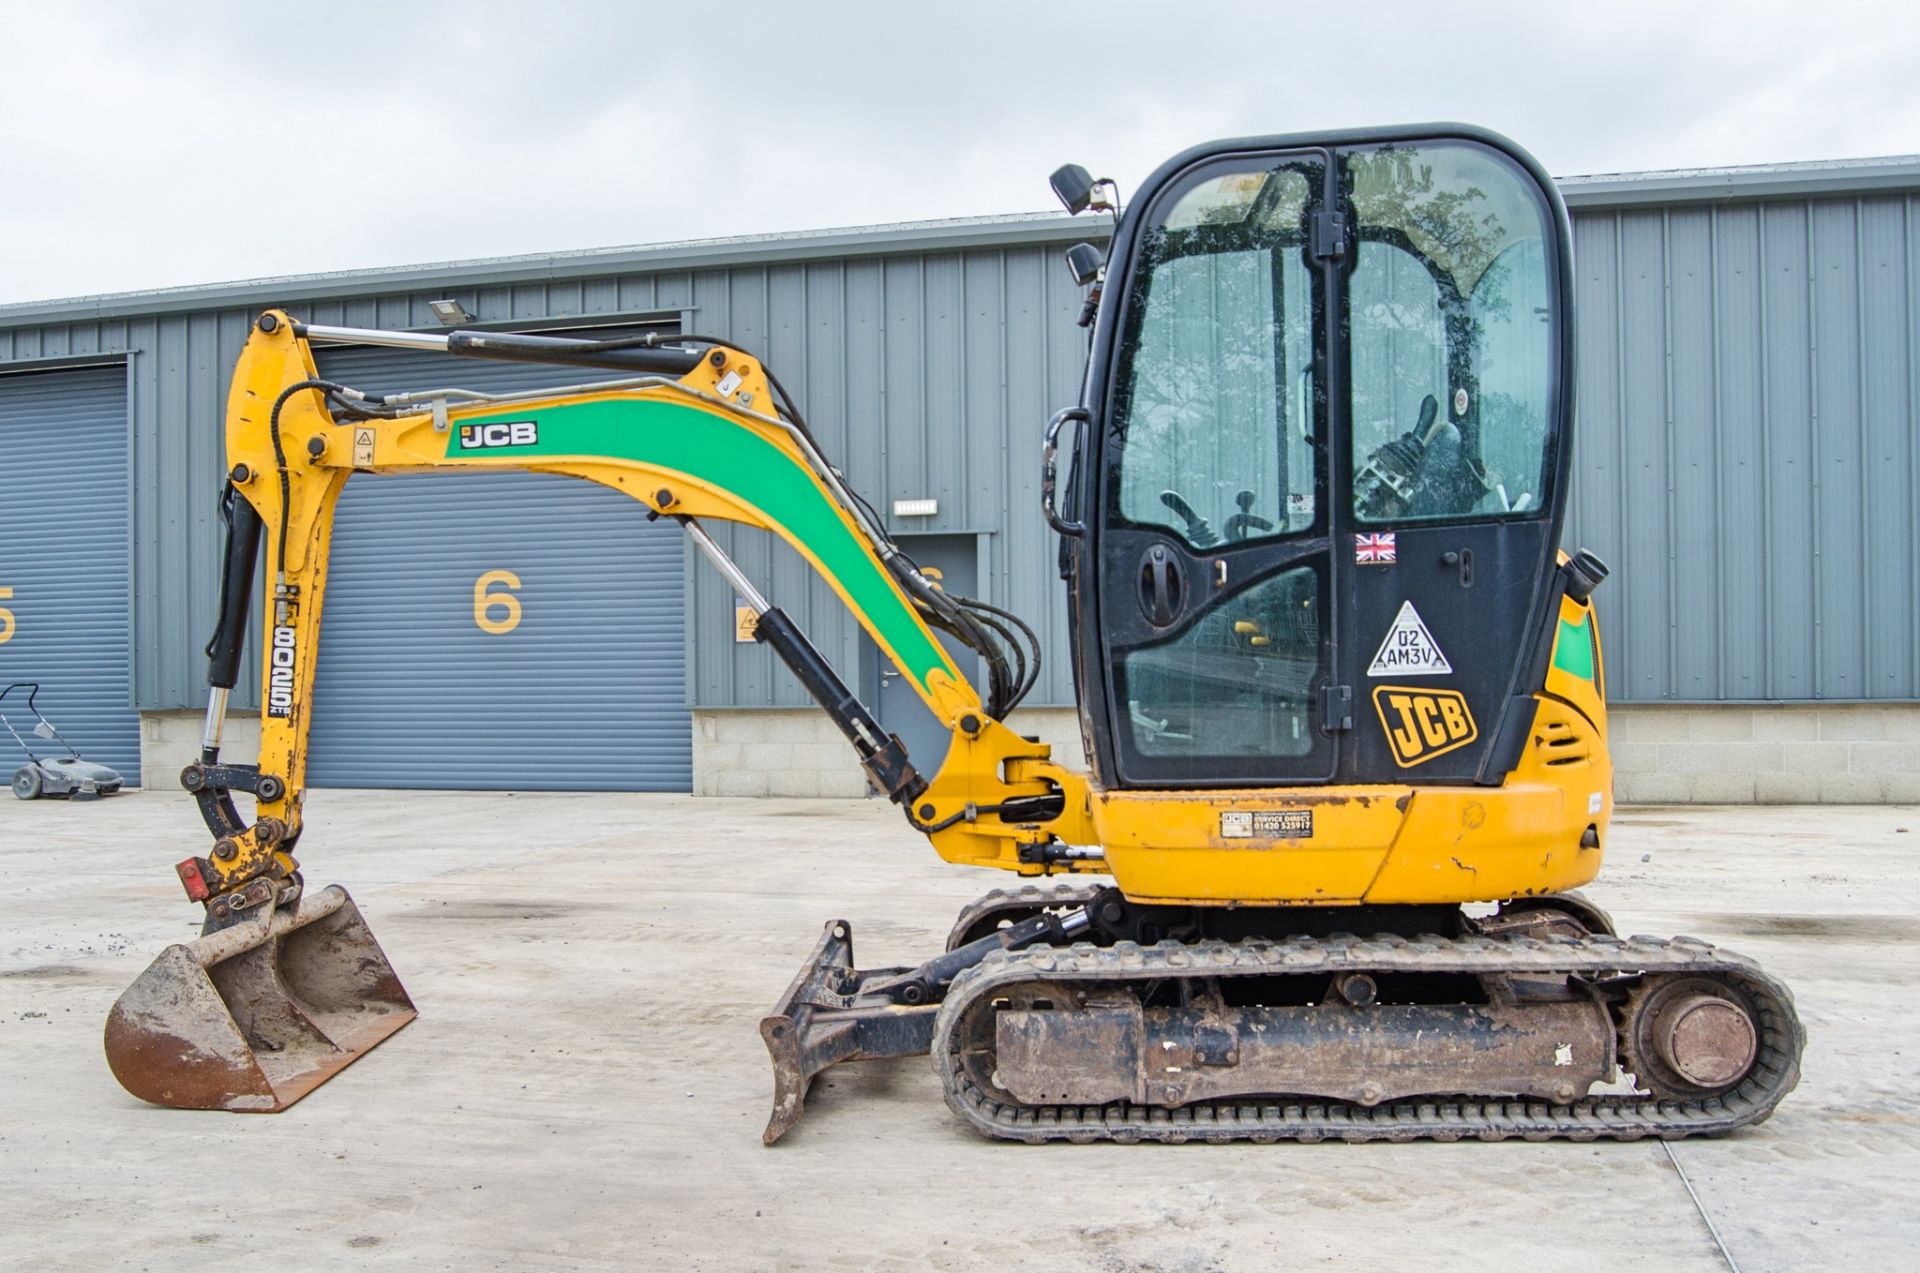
[1626,976,1760,1098]
[1657,994,1757,1089]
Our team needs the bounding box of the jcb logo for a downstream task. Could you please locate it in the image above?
[457,420,538,450]
[1372,686,1477,767]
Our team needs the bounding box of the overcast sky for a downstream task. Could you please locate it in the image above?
[2,0,1917,306]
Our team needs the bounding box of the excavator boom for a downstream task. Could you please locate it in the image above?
[106,310,1091,1113]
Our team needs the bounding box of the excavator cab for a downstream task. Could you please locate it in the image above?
[1059,126,1576,791]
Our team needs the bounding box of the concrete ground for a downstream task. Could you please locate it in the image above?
[2,792,1915,1272]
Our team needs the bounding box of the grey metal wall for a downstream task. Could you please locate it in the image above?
[0,230,1093,716]
[303,343,691,791]
[1567,193,1920,701]
[0,364,141,778]
[686,251,1090,712]
[0,183,1915,714]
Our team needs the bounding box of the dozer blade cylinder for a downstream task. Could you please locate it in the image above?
[104,885,415,1112]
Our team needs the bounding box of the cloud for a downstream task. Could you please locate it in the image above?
[2,0,1916,304]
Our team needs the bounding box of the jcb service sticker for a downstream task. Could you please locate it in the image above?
[1220,810,1314,839]
[1372,686,1476,767]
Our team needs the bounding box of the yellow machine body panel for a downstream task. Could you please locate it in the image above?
[1089,590,1610,905]
[1091,692,1610,906]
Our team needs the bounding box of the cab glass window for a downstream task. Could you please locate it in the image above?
[1347,142,1558,523]
[1115,565,1320,771]
[1109,161,1321,550]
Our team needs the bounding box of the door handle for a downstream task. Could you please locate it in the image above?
[1138,544,1186,627]
[1441,548,1475,588]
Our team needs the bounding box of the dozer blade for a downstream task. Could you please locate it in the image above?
[760,919,936,1144]
[104,885,414,1112]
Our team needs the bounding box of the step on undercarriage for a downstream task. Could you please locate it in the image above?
[762,886,1803,1144]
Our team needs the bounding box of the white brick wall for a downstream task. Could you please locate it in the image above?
[690,706,1086,798]
[695,703,1919,803]
[138,710,260,790]
[139,702,1919,804]
[1610,705,1920,803]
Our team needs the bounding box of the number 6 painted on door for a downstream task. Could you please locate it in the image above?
[473,571,522,635]
[0,586,14,645]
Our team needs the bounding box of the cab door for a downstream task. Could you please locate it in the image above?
[1333,137,1572,784]
[1087,148,1343,789]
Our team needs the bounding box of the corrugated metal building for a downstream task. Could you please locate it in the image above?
[1,157,1915,802]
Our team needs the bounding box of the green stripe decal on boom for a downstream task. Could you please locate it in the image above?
[452,397,955,690]
[1551,615,1595,682]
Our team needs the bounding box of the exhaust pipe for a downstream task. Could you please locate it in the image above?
[104,886,415,1111]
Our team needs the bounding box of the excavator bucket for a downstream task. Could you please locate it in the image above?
[104,885,414,1111]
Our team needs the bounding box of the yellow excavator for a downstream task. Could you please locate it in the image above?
[105,124,1802,1143]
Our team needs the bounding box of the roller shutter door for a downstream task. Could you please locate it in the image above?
[0,365,139,781]
[305,342,690,791]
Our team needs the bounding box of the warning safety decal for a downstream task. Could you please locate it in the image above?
[1367,600,1452,677]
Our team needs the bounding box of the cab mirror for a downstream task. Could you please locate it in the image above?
[1050,164,1096,215]
[1064,242,1104,287]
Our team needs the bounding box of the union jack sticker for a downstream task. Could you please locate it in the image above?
[1355,532,1397,565]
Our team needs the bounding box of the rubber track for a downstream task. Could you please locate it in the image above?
[931,931,1803,1144]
